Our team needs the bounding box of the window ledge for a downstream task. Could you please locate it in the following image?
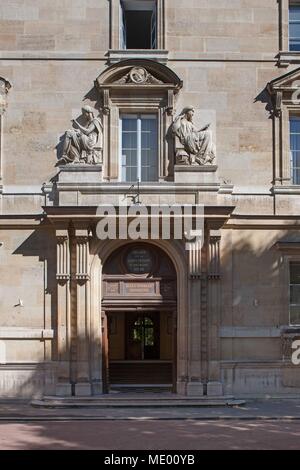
[275,242,300,252]
[277,51,300,68]
[107,49,169,64]
[272,185,300,195]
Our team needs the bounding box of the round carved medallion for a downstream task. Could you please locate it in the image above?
[129,67,148,84]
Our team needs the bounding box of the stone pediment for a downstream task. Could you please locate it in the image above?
[268,66,300,93]
[95,59,183,90]
[95,59,183,116]
[267,67,300,115]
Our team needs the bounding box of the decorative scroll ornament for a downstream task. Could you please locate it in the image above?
[57,105,103,166]
[172,106,216,166]
[116,67,163,85]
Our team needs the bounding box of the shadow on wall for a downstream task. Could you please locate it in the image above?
[1,227,300,398]
[1,224,58,399]
[221,230,285,327]
[254,86,274,119]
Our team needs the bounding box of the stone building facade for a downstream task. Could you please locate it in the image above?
[1,0,300,398]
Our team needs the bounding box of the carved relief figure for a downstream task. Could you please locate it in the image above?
[116,67,163,85]
[58,105,103,165]
[172,106,216,165]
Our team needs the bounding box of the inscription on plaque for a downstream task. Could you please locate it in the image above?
[124,282,156,295]
[106,281,119,295]
[125,249,153,274]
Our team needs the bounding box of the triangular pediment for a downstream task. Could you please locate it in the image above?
[268,66,300,92]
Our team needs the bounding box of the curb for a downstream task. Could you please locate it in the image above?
[0,415,300,422]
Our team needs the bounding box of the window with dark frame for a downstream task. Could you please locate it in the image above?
[120,0,157,50]
[289,2,300,51]
[289,262,300,325]
[290,115,300,184]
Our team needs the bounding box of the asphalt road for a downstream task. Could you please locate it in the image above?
[0,420,299,450]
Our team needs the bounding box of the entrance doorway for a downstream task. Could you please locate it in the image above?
[102,244,177,392]
[104,310,174,390]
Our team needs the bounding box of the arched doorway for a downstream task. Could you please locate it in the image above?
[102,243,177,392]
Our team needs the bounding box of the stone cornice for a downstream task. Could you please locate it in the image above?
[43,204,235,232]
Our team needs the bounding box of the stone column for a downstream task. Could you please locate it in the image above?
[55,230,72,396]
[186,239,204,396]
[74,229,92,396]
[207,231,223,396]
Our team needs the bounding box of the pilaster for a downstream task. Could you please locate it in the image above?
[74,229,92,396]
[186,239,204,396]
[207,231,223,396]
[55,230,72,396]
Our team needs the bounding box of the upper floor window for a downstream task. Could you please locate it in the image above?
[290,115,300,184]
[120,0,157,50]
[289,3,300,51]
[120,114,158,182]
[290,262,300,325]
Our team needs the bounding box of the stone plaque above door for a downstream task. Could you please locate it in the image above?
[125,248,153,274]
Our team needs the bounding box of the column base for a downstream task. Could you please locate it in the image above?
[186,382,204,396]
[75,382,92,396]
[55,383,72,397]
[91,381,103,395]
[207,381,223,396]
[176,381,187,396]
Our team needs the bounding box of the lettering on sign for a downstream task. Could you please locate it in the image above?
[105,282,119,295]
[124,282,156,295]
[125,248,153,274]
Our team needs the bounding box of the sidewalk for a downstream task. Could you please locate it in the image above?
[1,398,300,421]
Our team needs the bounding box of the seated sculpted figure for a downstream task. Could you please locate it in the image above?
[172,106,216,165]
[58,105,103,165]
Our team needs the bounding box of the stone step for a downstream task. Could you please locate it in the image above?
[31,396,245,409]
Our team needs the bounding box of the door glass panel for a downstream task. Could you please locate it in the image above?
[127,314,160,360]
